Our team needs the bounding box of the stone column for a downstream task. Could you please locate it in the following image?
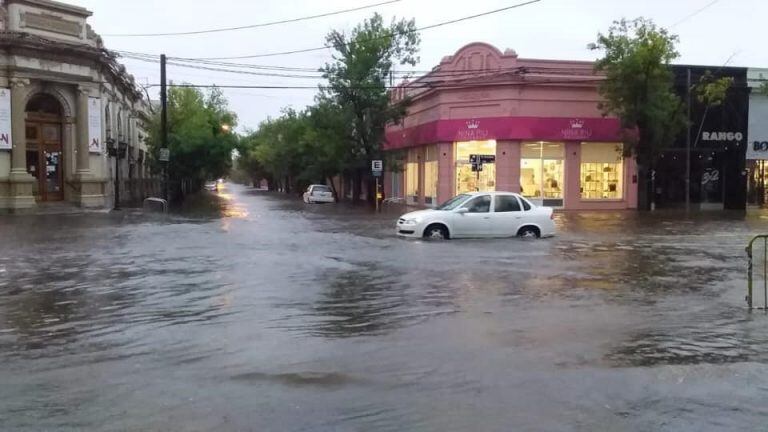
[9,77,30,178]
[7,77,35,210]
[75,86,90,177]
[437,142,454,203]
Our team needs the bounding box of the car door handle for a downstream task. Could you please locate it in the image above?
[483,217,490,220]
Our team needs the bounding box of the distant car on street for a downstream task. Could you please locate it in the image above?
[303,184,335,204]
[396,192,555,240]
[204,181,218,191]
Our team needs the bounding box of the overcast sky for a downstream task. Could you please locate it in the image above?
[67,0,765,131]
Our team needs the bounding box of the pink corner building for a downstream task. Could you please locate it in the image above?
[383,42,638,211]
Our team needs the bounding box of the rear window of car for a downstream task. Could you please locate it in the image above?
[521,198,532,211]
[494,195,521,212]
[313,185,331,192]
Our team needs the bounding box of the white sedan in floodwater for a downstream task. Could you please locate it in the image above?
[303,184,336,204]
[396,192,556,240]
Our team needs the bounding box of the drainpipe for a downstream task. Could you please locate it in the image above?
[685,67,692,214]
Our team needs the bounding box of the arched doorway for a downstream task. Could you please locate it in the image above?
[25,94,64,201]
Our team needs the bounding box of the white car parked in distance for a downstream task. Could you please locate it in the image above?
[396,192,556,239]
[303,184,336,204]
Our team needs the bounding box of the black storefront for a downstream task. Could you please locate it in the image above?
[654,65,750,210]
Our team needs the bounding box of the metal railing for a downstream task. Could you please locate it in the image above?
[746,235,768,309]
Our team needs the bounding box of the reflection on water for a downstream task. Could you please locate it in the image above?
[280,264,459,338]
[2,184,768,430]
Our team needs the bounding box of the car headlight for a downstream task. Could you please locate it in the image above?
[401,218,420,225]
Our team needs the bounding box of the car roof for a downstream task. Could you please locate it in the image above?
[464,191,521,196]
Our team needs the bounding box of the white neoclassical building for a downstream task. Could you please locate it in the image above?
[0,0,151,211]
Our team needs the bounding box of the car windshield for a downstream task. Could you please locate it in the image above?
[435,194,471,210]
[313,185,331,192]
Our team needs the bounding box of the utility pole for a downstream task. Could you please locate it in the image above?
[160,54,169,202]
[685,67,692,213]
[114,141,120,210]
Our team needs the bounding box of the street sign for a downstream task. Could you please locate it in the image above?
[159,148,170,162]
[471,162,482,172]
[469,154,495,164]
[371,160,383,172]
[373,170,382,177]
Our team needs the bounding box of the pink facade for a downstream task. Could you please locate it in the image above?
[384,42,638,211]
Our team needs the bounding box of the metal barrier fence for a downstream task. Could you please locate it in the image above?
[746,235,768,309]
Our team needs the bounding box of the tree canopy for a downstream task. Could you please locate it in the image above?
[233,13,420,201]
[589,17,685,168]
[146,86,237,193]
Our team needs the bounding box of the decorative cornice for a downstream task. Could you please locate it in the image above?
[0,31,143,101]
[9,77,29,88]
[6,0,92,18]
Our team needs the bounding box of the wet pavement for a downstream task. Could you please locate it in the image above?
[2,183,768,431]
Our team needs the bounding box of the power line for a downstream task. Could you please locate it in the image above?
[671,0,723,28]
[102,0,401,37]
[119,51,548,80]
[122,0,542,61]
[145,77,602,90]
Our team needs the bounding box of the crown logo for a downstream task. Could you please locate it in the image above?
[466,119,480,129]
[570,119,584,129]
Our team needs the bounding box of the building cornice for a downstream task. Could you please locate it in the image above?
[0,31,142,101]
[6,0,91,18]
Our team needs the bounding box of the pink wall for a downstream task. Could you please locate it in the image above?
[383,171,392,199]
[495,141,520,193]
[384,42,637,211]
[417,147,426,205]
[563,141,581,209]
[437,142,454,204]
[626,158,638,209]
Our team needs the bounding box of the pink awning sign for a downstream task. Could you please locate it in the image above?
[385,116,623,150]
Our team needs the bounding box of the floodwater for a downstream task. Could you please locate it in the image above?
[1,184,768,431]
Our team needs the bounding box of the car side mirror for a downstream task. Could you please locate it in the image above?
[456,208,469,214]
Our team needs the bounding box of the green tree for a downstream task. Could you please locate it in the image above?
[248,109,309,194]
[146,85,237,198]
[694,71,734,107]
[301,100,354,199]
[320,13,420,203]
[589,18,685,209]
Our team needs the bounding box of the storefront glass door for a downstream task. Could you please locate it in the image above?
[695,151,724,209]
[748,160,768,207]
[521,142,564,206]
[455,140,497,194]
[25,121,63,201]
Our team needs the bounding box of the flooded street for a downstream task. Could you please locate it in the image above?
[2,183,768,431]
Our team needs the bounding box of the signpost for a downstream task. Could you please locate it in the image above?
[469,154,495,190]
[159,148,170,162]
[372,160,383,212]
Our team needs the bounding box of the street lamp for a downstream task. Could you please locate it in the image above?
[108,132,128,210]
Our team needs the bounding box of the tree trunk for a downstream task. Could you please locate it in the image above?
[352,169,361,204]
[365,175,375,207]
[636,163,651,211]
[327,175,339,202]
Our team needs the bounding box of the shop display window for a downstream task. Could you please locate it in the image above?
[455,140,496,194]
[406,148,419,204]
[580,142,623,200]
[520,142,564,200]
[424,145,438,205]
